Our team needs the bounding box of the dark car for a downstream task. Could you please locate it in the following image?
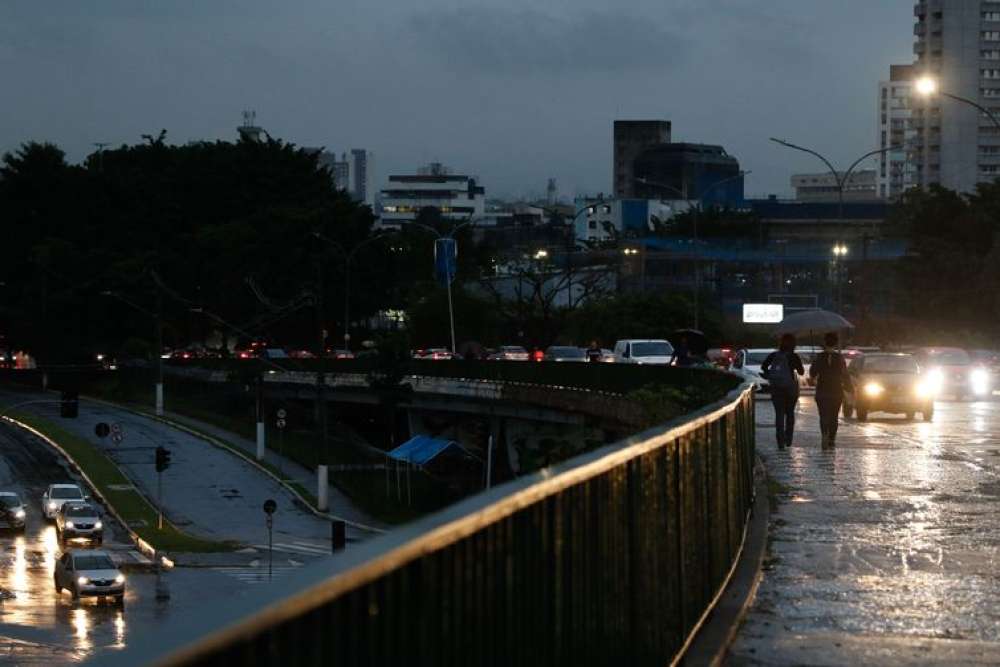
[56,502,104,545]
[0,492,26,532]
[844,353,935,421]
[543,346,588,362]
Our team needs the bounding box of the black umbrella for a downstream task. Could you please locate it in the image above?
[670,329,709,355]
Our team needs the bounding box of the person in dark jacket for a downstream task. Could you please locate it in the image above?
[809,332,853,448]
[761,334,805,449]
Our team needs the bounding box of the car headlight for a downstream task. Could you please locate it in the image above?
[48,502,57,511]
[971,368,990,394]
[915,381,935,398]
[115,574,125,584]
[94,521,102,530]
[65,521,74,529]
[864,382,884,397]
[926,369,944,393]
[14,509,25,519]
[78,576,89,585]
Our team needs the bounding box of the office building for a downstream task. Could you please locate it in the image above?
[791,170,878,203]
[350,149,375,209]
[631,143,744,206]
[877,64,916,199]
[380,162,486,227]
[613,120,672,198]
[911,1,1000,192]
[572,197,693,244]
[306,149,351,192]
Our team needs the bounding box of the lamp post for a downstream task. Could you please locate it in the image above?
[915,76,1000,130]
[832,243,849,311]
[636,171,750,329]
[408,217,481,355]
[100,291,163,416]
[312,232,394,352]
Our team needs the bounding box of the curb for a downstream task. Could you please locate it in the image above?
[0,415,160,561]
[84,397,386,535]
[678,457,770,666]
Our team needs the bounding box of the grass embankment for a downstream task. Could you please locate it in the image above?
[7,410,231,553]
[89,373,447,525]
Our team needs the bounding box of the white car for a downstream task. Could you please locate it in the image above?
[42,484,86,521]
[732,348,817,392]
[613,339,675,365]
[54,550,125,604]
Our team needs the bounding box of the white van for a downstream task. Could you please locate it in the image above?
[613,339,675,365]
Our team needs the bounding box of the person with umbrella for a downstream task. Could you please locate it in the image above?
[761,333,805,449]
[809,332,853,448]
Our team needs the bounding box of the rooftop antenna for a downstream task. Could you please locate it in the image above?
[242,110,257,128]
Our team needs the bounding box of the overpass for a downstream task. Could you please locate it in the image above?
[92,361,755,666]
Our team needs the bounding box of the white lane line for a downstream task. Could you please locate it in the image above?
[252,542,329,556]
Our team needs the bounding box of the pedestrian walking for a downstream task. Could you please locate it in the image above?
[809,332,853,448]
[586,340,603,363]
[761,334,805,449]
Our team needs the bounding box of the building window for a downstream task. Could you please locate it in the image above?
[984,31,1000,41]
[984,12,1000,21]
[984,50,1000,60]
[588,220,597,229]
[983,69,1000,79]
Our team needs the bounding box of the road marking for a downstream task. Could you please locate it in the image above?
[211,565,303,585]
[252,542,329,556]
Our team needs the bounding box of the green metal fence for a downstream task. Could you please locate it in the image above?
[105,382,755,667]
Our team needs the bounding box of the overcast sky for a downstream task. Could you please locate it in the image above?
[1,1,914,200]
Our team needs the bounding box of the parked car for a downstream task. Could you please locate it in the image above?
[54,550,125,604]
[843,353,934,421]
[612,339,674,365]
[0,491,26,532]
[543,346,588,362]
[914,347,990,399]
[42,484,86,521]
[56,502,103,545]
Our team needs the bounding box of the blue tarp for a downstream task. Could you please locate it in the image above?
[387,435,467,466]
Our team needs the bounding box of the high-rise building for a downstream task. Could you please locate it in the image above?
[350,149,375,209]
[307,149,351,192]
[631,143,744,206]
[379,162,486,227]
[613,120,671,197]
[877,64,916,199]
[911,1,1000,192]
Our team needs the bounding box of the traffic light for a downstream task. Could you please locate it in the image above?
[60,391,79,418]
[155,446,172,472]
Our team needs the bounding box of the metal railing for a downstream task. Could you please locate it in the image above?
[100,382,755,667]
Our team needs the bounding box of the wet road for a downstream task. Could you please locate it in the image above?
[0,416,326,664]
[729,398,1000,665]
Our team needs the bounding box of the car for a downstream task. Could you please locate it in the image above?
[843,353,935,421]
[326,349,355,360]
[543,346,588,362]
[707,348,736,370]
[0,492,26,532]
[286,349,316,359]
[612,339,675,365]
[42,484,86,521]
[54,550,125,604]
[599,348,616,363]
[914,347,990,399]
[730,349,775,391]
[413,348,454,360]
[56,502,103,546]
[491,346,530,361]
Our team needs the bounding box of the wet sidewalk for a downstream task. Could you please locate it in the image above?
[729,399,1000,665]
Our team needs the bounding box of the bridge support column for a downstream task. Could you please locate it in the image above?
[317,465,329,511]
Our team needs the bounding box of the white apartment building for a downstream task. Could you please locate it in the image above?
[911,1,1000,192]
[572,197,694,244]
[877,64,917,199]
[379,163,486,227]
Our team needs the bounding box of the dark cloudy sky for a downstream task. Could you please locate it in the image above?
[1,1,913,199]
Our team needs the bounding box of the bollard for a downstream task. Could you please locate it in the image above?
[331,520,346,552]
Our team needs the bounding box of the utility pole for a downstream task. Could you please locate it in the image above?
[314,249,329,512]
[155,290,164,416]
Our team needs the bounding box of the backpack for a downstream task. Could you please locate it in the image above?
[767,352,796,389]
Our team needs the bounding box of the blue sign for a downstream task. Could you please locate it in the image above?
[434,238,457,286]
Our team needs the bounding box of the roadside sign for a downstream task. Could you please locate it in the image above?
[276,419,286,430]
[112,432,124,445]
[743,303,784,324]
[276,409,287,419]
[95,423,111,438]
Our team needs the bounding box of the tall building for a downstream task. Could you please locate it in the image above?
[307,149,351,192]
[877,64,916,199]
[792,170,878,202]
[613,120,672,197]
[350,149,375,209]
[911,1,1000,192]
[379,162,486,227]
[631,143,744,206]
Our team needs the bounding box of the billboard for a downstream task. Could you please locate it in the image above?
[743,303,784,324]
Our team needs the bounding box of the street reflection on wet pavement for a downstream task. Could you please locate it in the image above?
[729,399,1000,665]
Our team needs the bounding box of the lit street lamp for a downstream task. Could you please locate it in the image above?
[915,76,1000,130]
[832,244,849,311]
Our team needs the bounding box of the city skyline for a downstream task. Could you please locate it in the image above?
[2,1,913,199]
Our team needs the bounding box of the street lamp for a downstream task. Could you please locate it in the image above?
[408,217,482,355]
[914,76,1000,130]
[312,232,395,352]
[832,244,848,310]
[100,291,163,416]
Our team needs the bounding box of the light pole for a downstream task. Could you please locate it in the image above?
[915,76,1000,130]
[408,217,481,354]
[832,243,849,311]
[100,291,163,416]
[312,232,395,352]
[636,171,750,329]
